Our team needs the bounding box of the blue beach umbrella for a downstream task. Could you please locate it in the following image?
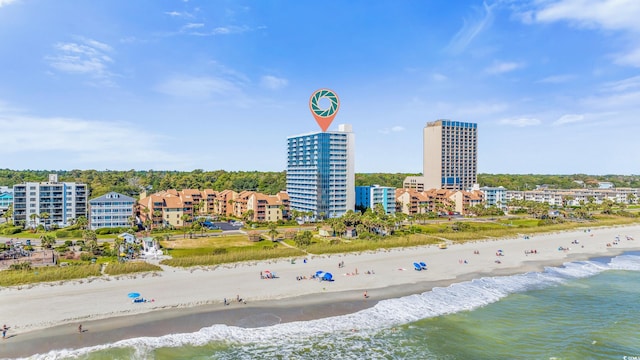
[128,292,141,298]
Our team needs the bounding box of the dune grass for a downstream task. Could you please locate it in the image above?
[0,264,102,287]
[103,261,162,276]
[160,247,304,267]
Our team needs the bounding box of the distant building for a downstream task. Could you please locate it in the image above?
[598,182,614,189]
[402,176,428,192]
[504,188,639,207]
[12,174,88,228]
[286,124,355,219]
[355,185,396,214]
[395,188,483,215]
[480,186,507,209]
[0,192,12,210]
[89,192,136,230]
[422,120,478,190]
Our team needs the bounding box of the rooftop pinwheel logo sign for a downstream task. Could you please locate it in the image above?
[309,88,340,132]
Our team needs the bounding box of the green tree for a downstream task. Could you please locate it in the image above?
[294,230,313,247]
[267,222,279,241]
[39,234,56,249]
[76,216,88,230]
[29,213,39,229]
[83,230,98,254]
[40,212,50,229]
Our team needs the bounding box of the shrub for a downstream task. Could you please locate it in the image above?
[56,230,82,238]
[64,240,74,247]
[3,227,23,235]
[79,252,93,261]
[212,248,228,255]
[9,262,32,271]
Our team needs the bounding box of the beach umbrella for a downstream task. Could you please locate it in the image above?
[128,292,141,298]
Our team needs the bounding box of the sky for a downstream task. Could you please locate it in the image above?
[0,0,639,175]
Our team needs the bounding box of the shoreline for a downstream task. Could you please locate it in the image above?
[1,224,640,358]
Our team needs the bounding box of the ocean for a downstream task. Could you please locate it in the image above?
[24,253,640,360]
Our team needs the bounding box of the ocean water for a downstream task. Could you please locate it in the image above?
[27,253,640,360]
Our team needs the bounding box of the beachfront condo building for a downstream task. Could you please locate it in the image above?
[286,124,355,219]
[88,192,136,230]
[12,174,88,228]
[480,186,507,210]
[423,120,478,191]
[355,185,396,215]
[0,191,12,211]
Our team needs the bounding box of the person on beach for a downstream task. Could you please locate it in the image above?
[78,324,82,333]
[2,324,7,339]
[364,291,369,299]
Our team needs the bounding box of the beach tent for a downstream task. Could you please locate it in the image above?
[315,271,334,281]
[128,292,141,298]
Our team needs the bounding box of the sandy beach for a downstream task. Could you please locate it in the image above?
[1,224,640,358]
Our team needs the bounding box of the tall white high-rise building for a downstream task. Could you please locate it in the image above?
[423,120,478,190]
[286,124,355,218]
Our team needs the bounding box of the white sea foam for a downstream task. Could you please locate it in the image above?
[24,254,640,360]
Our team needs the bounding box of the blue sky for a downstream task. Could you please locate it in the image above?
[0,0,639,175]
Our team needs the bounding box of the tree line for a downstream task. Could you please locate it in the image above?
[1,169,639,199]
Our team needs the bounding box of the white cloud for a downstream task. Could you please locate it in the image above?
[432,73,448,81]
[0,110,188,169]
[498,117,541,127]
[212,25,250,35]
[485,61,524,74]
[183,23,205,29]
[602,75,640,92]
[0,0,17,8]
[613,47,640,67]
[537,74,575,83]
[46,37,116,86]
[378,126,406,134]
[553,114,585,126]
[534,0,640,32]
[446,1,496,54]
[260,75,288,90]
[155,76,243,99]
[529,0,640,68]
[165,11,193,18]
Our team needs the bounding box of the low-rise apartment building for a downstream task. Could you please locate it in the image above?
[89,192,136,230]
[396,188,483,215]
[356,185,396,215]
[505,188,639,206]
[246,191,290,222]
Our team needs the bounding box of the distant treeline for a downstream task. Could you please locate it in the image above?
[0,169,638,199]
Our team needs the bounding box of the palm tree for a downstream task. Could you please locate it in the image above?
[40,212,50,230]
[83,230,98,254]
[267,222,279,242]
[334,221,347,238]
[76,216,88,230]
[2,204,12,225]
[40,234,56,249]
[29,213,39,229]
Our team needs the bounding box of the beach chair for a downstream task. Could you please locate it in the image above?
[419,262,427,270]
[413,262,422,271]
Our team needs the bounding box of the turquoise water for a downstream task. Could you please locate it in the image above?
[26,254,640,360]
